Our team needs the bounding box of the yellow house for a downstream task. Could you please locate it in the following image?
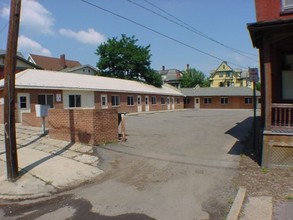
[209,61,252,88]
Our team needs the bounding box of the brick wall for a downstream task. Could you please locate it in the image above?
[48,109,118,145]
[199,96,256,109]
[255,0,293,22]
[95,92,184,113]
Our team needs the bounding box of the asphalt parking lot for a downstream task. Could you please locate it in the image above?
[84,109,255,219]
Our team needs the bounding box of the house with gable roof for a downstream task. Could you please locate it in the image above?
[27,53,81,71]
[0,49,41,79]
[209,61,251,88]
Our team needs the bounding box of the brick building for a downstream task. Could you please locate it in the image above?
[248,0,293,168]
[0,69,184,145]
[181,86,260,109]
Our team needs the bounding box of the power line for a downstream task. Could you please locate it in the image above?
[142,0,258,59]
[80,0,246,69]
[0,22,9,35]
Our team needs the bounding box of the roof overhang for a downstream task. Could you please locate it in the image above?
[247,19,293,48]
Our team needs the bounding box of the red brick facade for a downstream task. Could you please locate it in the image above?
[199,96,259,109]
[94,92,184,112]
[255,0,293,22]
[48,109,118,145]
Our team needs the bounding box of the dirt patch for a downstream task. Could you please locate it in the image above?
[234,117,293,203]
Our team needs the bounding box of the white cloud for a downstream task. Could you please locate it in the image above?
[0,5,9,18]
[1,0,55,34]
[59,28,107,45]
[18,35,51,56]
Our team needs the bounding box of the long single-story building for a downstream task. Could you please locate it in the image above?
[181,86,261,109]
[0,69,184,124]
[0,69,184,145]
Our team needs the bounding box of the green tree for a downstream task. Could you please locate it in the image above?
[96,34,162,87]
[181,68,209,88]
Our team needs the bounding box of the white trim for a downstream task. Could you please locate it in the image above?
[282,0,293,10]
[101,94,108,109]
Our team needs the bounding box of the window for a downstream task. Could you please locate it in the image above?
[226,72,231,77]
[69,95,81,108]
[101,95,108,109]
[38,94,54,108]
[176,97,180,104]
[220,97,228,104]
[244,97,252,104]
[219,72,224,78]
[161,97,165,104]
[127,96,134,106]
[282,0,293,10]
[137,96,141,105]
[111,95,120,106]
[204,97,212,104]
[20,96,27,109]
[151,96,157,104]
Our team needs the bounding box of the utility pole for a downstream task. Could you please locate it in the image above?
[4,0,22,181]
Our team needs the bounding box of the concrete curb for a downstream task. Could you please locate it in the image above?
[227,187,246,220]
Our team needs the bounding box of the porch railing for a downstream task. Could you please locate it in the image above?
[272,103,293,132]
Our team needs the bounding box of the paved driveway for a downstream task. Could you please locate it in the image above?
[0,109,254,220]
[70,109,254,220]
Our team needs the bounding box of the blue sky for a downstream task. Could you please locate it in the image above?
[0,0,258,75]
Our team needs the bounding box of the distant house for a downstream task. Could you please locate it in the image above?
[248,0,293,168]
[209,61,251,88]
[27,54,81,71]
[157,66,182,88]
[62,64,99,76]
[0,49,41,79]
[181,86,260,109]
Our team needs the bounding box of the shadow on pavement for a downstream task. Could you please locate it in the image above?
[225,116,262,165]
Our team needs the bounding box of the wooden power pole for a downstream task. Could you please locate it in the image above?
[4,0,22,181]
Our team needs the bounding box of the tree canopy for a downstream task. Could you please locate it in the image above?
[96,34,162,87]
[180,68,210,88]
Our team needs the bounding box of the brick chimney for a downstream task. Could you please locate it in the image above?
[60,54,66,68]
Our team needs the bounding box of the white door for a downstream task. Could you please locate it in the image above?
[145,96,149,112]
[194,98,200,109]
[171,97,175,110]
[166,97,170,110]
[17,93,30,122]
[137,95,142,112]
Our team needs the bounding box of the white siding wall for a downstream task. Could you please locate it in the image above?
[63,90,95,109]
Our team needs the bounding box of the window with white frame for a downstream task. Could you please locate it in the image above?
[127,96,134,106]
[220,97,229,104]
[151,96,156,104]
[69,95,81,108]
[282,0,293,10]
[38,94,54,108]
[101,94,108,108]
[244,97,252,104]
[19,96,28,109]
[204,97,212,104]
[111,95,120,106]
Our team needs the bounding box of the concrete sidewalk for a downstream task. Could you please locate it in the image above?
[0,124,103,200]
